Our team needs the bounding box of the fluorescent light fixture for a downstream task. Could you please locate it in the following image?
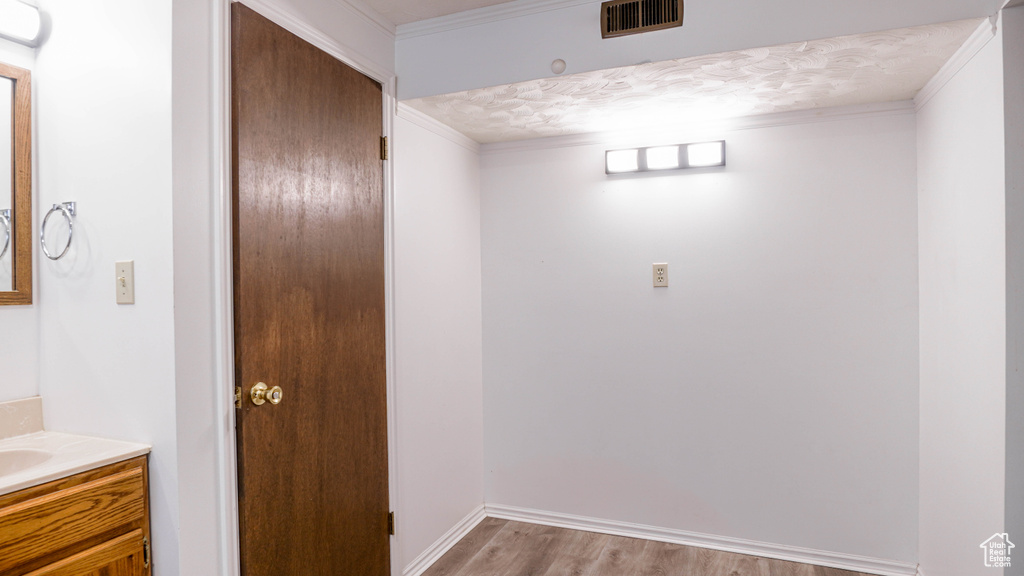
[687,141,726,167]
[0,0,41,46]
[606,140,726,174]
[606,149,639,173]
[645,146,680,170]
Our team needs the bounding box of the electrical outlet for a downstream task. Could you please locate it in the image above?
[116,261,135,304]
[653,263,668,287]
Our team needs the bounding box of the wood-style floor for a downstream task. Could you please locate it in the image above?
[422,518,874,576]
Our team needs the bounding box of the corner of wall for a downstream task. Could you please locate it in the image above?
[393,107,485,571]
[916,12,1008,575]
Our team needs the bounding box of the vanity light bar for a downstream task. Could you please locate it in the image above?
[605,140,726,174]
[0,0,41,46]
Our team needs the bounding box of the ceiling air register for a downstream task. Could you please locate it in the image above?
[601,0,683,39]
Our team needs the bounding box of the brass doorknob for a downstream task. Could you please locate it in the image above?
[250,382,283,406]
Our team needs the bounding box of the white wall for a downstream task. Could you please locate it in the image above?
[171,0,227,575]
[0,40,34,71]
[917,23,1006,576]
[1003,7,1024,575]
[480,112,920,562]
[0,40,38,403]
[32,1,180,574]
[396,0,1002,99]
[394,106,485,572]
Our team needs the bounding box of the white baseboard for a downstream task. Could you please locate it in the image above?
[484,504,919,576]
[402,504,487,576]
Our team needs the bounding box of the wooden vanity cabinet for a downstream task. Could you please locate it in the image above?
[0,456,151,576]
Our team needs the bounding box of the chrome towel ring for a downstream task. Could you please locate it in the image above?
[0,209,10,260]
[41,202,76,261]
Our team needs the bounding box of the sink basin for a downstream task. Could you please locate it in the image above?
[0,431,150,496]
[0,448,54,476]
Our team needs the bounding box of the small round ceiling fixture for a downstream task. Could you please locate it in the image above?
[551,59,567,75]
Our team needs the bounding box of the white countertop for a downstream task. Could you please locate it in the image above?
[0,431,151,496]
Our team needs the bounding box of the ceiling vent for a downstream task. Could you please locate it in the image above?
[601,0,683,39]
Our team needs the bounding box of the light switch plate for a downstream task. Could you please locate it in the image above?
[116,261,135,304]
[653,263,668,287]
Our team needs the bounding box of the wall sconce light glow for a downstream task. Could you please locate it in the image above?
[687,141,726,168]
[645,146,680,170]
[606,149,639,173]
[606,140,726,174]
[0,0,41,45]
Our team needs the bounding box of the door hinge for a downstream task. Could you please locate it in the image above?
[380,136,388,161]
[234,386,242,409]
[388,511,395,535]
[143,536,151,568]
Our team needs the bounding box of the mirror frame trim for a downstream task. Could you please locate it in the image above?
[0,62,31,305]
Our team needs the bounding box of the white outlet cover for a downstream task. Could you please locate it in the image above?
[653,263,668,287]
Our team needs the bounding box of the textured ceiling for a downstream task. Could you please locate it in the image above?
[404,18,982,143]
[361,0,516,26]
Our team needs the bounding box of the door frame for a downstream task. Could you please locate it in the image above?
[211,2,400,575]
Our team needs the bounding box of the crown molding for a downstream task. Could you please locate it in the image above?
[915,17,995,111]
[397,0,595,40]
[397,104,482,153]
[485,504,919,576]
[329,0,397,37]
[479,100,916,154]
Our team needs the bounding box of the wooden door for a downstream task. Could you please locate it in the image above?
[231,4,389,576]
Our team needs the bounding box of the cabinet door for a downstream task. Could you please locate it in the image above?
[0,464,146,574]
[24,529,147,576]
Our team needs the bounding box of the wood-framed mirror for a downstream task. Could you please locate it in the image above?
[0,61,31,305]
